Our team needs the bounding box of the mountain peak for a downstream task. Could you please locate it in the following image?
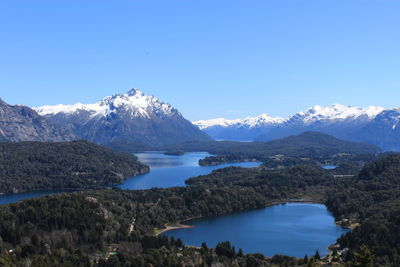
[126,88,144,97]
[242,114,285,126]
[0,98,7,106]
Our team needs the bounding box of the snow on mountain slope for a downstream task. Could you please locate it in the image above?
[35,89,178,120]
[194,114,284,130]
[195,104,385,130]
[288,104,384,124]
[194,104,400,148]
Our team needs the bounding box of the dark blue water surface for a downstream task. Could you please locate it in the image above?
[321,165,337,170]
[0,152,260,204]
[117,152,261,190]
[0,190,74,205]
[164,203,349,258]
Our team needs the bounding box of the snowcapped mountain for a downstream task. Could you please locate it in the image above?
[194,114,284,130]
[286,104,384,124]
[196,104,383,129]
[36,89,178,120]
[193,114,284,141]
[195,104,400,150]
[35,89,211,147]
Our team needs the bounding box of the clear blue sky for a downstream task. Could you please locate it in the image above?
[1,0,400,120]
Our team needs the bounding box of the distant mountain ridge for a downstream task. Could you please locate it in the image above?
[0,98,75,142]
[35,89,211,147]
[194,114,284,141]
[194,104,400,150]
[195,114,285,129]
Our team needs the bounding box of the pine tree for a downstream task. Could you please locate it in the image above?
[303,254,309,264]
[238,248,244,257]
[315,249,320,260]
[176,238,183,248]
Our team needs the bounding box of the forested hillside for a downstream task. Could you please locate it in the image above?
[0,141,149,194]
[326,154,400,266]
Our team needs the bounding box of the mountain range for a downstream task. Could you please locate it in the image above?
[193,104,400,151]
[2,90,400,151]
[194,114,285,141]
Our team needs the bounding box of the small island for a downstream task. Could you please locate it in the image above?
[163,150,185,156]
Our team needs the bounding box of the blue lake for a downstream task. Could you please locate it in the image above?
[0,189,78,205]
[0,152,260,204]
[117,152,261,190]
[164,203,349,258]
[321,165,337,170]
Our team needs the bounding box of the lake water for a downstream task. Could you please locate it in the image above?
[117,152,261,190]
[164,203,349,258]
[321,165,337,170]
[0,152,260,204]
[0,189,75,205]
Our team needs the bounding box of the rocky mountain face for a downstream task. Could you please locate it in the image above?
[35,89,212,147]
[355,109,400,151]
[194,104,400,151]
[0,98,75,142]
